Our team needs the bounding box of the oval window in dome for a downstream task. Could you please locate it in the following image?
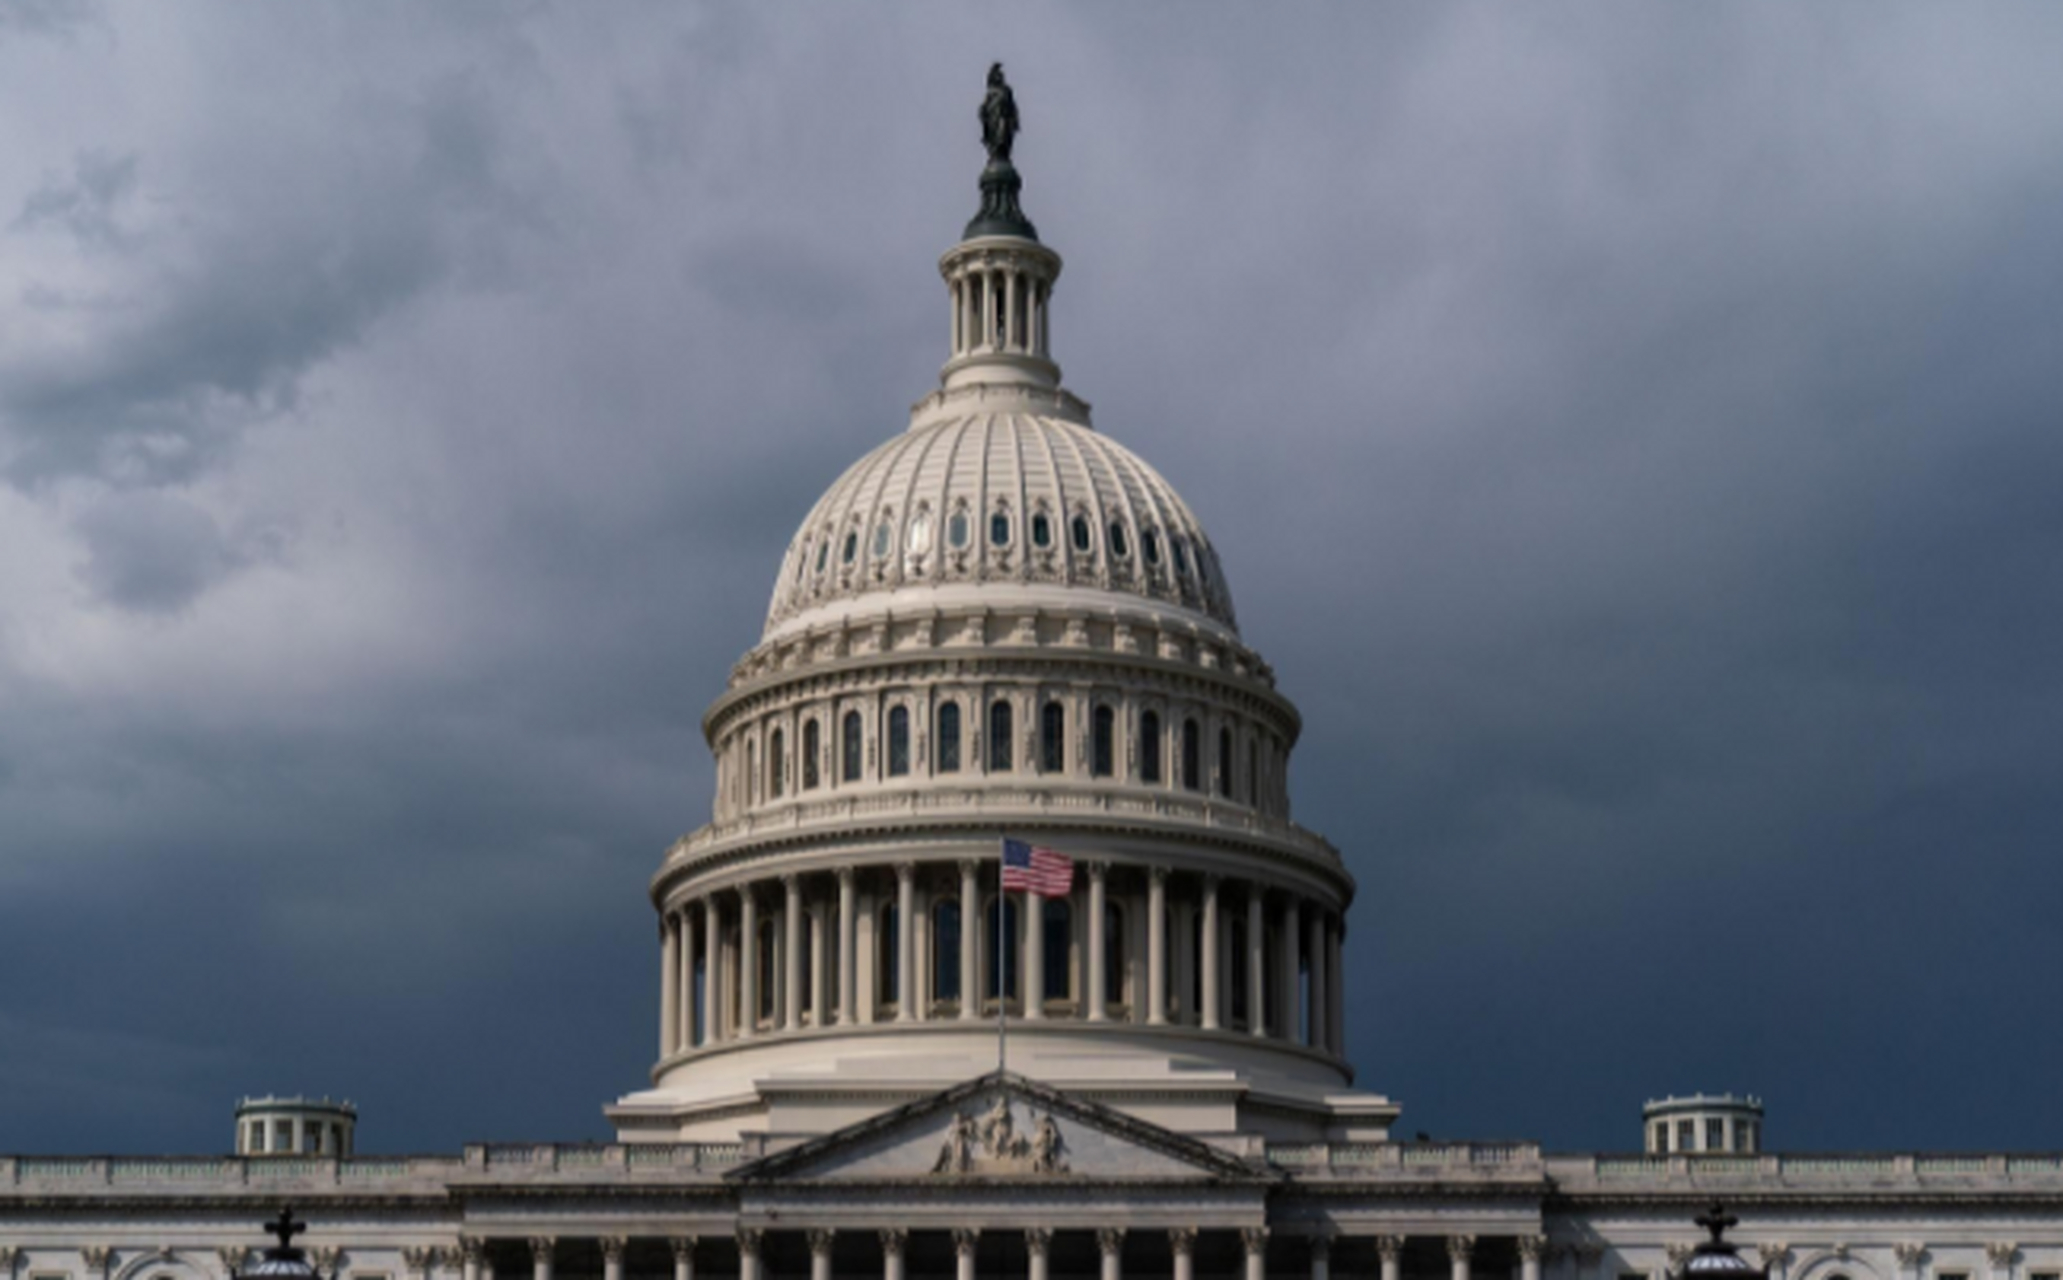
[1109,521,1130,558]
[1143,528,1161,565]
[948,510,970,549]
[990,510,1011,547]
[842,531,858,565]
[1071,514,1092,553]
[908,511,933,556]
[1172,538,1189,575]
[816,541,829,574]
[1196,549,1211,588]
[1031,511,1052,548]
[872,520,892,559]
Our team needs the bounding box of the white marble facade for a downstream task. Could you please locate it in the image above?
[5,92,2059,1280]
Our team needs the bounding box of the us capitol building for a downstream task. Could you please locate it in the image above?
[4,71,2058,1280]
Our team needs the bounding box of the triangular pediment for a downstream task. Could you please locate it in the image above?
[728,1072,1272,1185]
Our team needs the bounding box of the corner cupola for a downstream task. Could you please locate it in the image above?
[936,64,1064,396]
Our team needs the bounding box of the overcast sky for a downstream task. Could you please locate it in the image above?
[3,2,2061,1156]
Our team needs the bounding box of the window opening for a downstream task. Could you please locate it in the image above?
[1140,710,1162,783]
[933,900,962,1004]
[990,510,1011,547]
[1071,514,1092,552]
[1217,726,1233,797]
[937,702,961,773]
[842,530,858,564]
[948,510,970,548]
[1109,521,1130,558]
[842,710,863,783]
[770,727,785,798]
[1031,511,1052,548]
[989,699,1014,772]
[802,720,821,789]
[1092,705,1115,777]
[1181,718,1201,791]
[872,520,892,559]
[887,706,910,777]
[1040,700,1065,773]
[1143,528,1161,565]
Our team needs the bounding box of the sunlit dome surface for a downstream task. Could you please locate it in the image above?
[764,412,1238,639]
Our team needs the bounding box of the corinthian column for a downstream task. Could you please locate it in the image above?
[1169,1230,1197,1280]
[808,1230,835,1280]
[737,1231,763,1280]
[1027,1229,1053,1280]
[702,897,721,1044]
[1448,1235,1475,1280]
[1200,875,1221,1030]
[1279,896,1301,1042]
[1247,888,1267,1036]
[1147,867,1169,1025]
[1519,1236,1546,1280]
[1099,1228,1126,1280]
[670,1238,696,1280]
[737,887,758,1039]
[599,1239,625,1280]
[1024,887,1045,1019]
[1308,911,1329,1051]
[959,859,980,1020]
[954,1230,980,1280]
[838,867,858,1025]
[529,1238,555,1280]
[880,1229,908,1280]
[784,874,804,1032]
[896,861,917,1021]
[1087,861,1109,1021]
[1242,1228,1268,1280]
[1327,915,1344,1053]
[1310,1232,1335,1280]
[660,912,680,1056]
[1377,1236,1404,1280]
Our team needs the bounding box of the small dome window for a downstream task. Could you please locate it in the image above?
[1196,550,1211,587]
[1172,538,1189,575]
[815,541,829,574]
[907,511,933,556]
[948,510,970,549]
[842,530,859,565]
[1031,511,1052,548]
[1109,521,1130,558]
[990,510,1011,547]
[1071,514,1092,552]
[1143,528,1162,565]
[872,520,892,559]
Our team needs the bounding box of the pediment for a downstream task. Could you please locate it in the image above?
[729,1072,1271,1185]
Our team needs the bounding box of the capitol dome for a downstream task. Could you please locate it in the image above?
[612,91,1393,1148]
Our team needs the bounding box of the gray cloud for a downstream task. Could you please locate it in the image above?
[1,2,2061,1156]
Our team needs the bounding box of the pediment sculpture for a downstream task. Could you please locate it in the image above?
[932,1096,1067,1175]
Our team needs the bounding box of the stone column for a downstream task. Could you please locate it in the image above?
[896,861,918,1021]
[954,1231,980,1280]
[738,887,758,1039]
[1099,1228,1126,1280]
[1247,888,1267,1037]
[660,912,680,1056]
[1989,1243,2019,1280]
[1242,1228,1269,1280]
[809,900,827,1027]
[959,859,981,1020]
[1027,1229,1053,1280]
[1308,912,1329,1052]
[1327,915,1345,1054]
[700,898,721,1043]
[459,1240,483,1280]
[881,1228,908,1280]
[1449,1236,1475,1280]
[1170,1230,1197,1280]
[404,1248,438,1280]
[785,875,804,1032]
[838,867,858,1025]
[1311,1232,1335,1280]
[679,908,696,1046]
[1520,1236,1547,1280]
[600,1239,625,1280]
[76,1252,109,1280]
[808,1230,836,1280]
[1199,875,1221,1029]
[1378,1236,1405,1280]
[530,1238,555,1280]
[737,1231,763,1280]
[670,1237,696,1280]
[1279,896,1301,1042]
[1147,867,1169,1025]
[1087,861,1109,1022]
[1024,887,1045,1019]
[1894,1243,1925,1280]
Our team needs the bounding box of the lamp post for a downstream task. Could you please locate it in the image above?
[1673,1204,1768,1280]
[238,1207,322,1280]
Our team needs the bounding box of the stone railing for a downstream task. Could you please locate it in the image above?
[1268,1141,1545,1177]
[1548,1151,2063,1192]
[670,786,1343,868]
[0,1144,748,1194]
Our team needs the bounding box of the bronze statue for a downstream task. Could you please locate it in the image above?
[980,63,1019,163]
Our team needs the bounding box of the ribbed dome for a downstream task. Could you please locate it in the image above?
[764,413,1237,639]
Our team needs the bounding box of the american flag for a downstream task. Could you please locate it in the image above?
[1001,839,1074,897]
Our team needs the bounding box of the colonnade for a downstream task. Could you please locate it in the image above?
[463,1230,1546,1280]
[658,861,1346,1060]
[948,255,1051,360]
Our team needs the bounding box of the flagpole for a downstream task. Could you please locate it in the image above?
[997,838,1007,1074]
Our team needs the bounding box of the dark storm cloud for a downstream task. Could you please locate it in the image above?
[1,2,2060,1156]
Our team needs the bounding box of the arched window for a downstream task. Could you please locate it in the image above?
[802,720,821,789]
[758,918,778,1022]
[937,702,961,773]
[1246,736,1257,809]
[887,706,911,777]
[842,710,863,783]
[842,530,858,564]
[1031,511,1052,549]
[1217,726,1234,797]
[1140,710,1162,784]
[747,738,758,805]
[948,509,970,549]
[1071,514,1092,552]
[990,509,1011,547]
[1181,718,1202,791]
[1043,898,1072,1007]
[1105,901,1127,1007]
[1173,537,1189,575]
[815,541,829,574]
[878,902,899,1008]
[871,519,892,559]
[1092,705,1114,777]
[1143,528,1162,565]
[933,899,962,1005]
[989,699,1013,772]
[1109,521,1130,559]
[1040,700,1065,773]
[770,727,786,798]
[985,896,1020,1004]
